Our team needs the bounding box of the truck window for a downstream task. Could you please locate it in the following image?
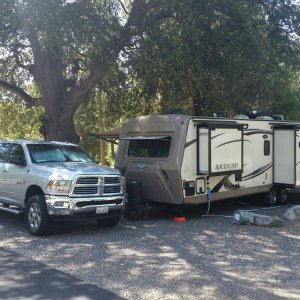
[128,137,171,158]
[0,143,10,162]
[7,144,26,164]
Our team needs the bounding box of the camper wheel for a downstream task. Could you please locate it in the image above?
[264,188,277,206]
[277,188,288,204]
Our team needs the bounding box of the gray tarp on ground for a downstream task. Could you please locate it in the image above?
[233,210,284,227]
[283,205,300,221]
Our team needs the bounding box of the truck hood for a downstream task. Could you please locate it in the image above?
[30,162,121,180]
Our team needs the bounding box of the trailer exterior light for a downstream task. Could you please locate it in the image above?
[184,181,195,196]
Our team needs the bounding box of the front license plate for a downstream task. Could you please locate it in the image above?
[96,206,109,214]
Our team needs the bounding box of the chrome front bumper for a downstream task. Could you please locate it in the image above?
[45,195,125,216]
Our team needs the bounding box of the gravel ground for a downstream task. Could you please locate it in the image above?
[0,195,300,300]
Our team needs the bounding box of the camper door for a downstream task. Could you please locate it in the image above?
[273,125,300,187]
[197,122,244,176]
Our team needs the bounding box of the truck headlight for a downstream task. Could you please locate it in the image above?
[46,180,71,193]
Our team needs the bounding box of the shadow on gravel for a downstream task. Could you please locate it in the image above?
[0,247,124,300]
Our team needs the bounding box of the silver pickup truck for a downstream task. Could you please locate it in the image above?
[0,140,126,235]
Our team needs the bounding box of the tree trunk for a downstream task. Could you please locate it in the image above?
[31,47,81,144]
[40,101,79,144]
[100,139,106,165]
[111,143,115,159]
[37,90,80,143]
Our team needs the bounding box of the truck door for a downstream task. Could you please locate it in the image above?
[0,142,11,202]
[1,143,28,204]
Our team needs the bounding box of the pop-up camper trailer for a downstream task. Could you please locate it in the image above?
[110,114,300,206]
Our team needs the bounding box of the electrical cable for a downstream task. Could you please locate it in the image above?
[237,201,252,206]
[203,188,211,216]
[202,188,238,218]
[201,214,234,218]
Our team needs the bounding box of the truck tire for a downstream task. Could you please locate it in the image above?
[96,215,121,227]
[264,188,277,206]
[25,195,51,236]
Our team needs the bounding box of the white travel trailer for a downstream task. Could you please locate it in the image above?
[102,114,300,206]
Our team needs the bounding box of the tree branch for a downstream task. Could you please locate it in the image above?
[117,0,129,15]
[68,0,171,105]
[0,80,43,107]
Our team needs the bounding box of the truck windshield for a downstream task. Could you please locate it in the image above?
[27,144,94,163]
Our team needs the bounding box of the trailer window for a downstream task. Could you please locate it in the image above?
[128,137,171,158]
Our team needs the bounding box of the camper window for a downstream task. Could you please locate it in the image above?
[128,137,171,158]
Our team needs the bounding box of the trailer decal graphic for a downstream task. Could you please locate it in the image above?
[159,164,174,192]
[244,129,273,136]
[211,133,224,140]
[184,138,197,148]
[211,177,226,193]
[241,163,272,181]
[215,139,250,148]
[211,175,240,193]
[224,176,240,190]
[215,163,239,172]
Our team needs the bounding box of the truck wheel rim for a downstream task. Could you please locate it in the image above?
[28,203,41,231]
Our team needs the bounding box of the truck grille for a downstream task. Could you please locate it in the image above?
[71,176,122,197]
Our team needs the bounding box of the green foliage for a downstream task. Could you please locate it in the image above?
[271,72,300,120]
[1,0,300,158]
[0,100,42,139]
[125,0,300,116]
[0,0,124,91]
[75,88,121,163]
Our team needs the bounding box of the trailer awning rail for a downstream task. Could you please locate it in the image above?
[194,121,247,130]
[88,128,121,145]
[120,135,169,141]
[272,124,300,130]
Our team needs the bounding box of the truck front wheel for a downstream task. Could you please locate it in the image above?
[96,215,121,227]
[25,195,51,236]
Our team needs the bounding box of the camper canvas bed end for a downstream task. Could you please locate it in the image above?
[112,114,300,207]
